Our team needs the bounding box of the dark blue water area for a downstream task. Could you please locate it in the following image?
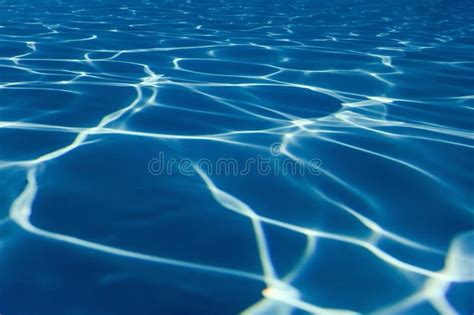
[1,0,474,314]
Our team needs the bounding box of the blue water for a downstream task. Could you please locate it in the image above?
[1,0,473,314]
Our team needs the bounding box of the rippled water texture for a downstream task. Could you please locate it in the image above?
[1,0,473,314]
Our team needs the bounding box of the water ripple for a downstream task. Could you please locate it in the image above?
[1,0,473,314]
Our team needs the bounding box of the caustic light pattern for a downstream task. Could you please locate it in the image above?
[0,0,473,314]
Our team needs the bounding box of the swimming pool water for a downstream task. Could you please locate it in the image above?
[0,0,473,314]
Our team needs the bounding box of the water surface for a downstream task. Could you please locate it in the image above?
[0,0,473,314]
